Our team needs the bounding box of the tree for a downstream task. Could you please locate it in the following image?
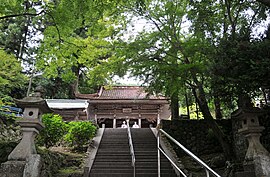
[34,0,127,98]
[0,49,26,98]
[0,0,45,71]
[189,0,270,107]
[115,0,269,160]
[1,0,270,161]
[1,0,127,98]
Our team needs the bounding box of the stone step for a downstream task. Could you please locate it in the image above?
[91,168,174,174]
[89,173,177,177]
[92,162,172,168]
[93,159,131,162]
[90,169,133,174]
[89,173,133,177]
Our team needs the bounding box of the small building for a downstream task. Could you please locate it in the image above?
[46,99,88,121]
[76,86,171,128]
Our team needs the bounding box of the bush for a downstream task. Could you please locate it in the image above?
[64,121,96,150]
[36,114,67,148]
[36,115,97,150]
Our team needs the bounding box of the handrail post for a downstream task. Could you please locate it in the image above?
[127,122,136,177]
[157,130,161,177]
[157,108,161,177]
[205,169,210,177]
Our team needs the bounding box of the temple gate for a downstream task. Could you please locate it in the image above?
[76,86,171,128]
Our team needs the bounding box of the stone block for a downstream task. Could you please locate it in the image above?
[0,161,25,177]
[253,155,270,177]
[24,154,42,177]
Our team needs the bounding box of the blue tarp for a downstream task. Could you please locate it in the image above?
[0,106,23,117]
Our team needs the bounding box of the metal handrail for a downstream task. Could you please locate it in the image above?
[158,147,187,177]
[158,128,221,177]
[127,123,136,177]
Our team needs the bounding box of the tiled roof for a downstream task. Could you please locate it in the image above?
[97,86,166,100]
[75,93,98,99]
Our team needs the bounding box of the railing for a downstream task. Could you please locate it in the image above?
[127,123,136,177]
[157,129,221,177]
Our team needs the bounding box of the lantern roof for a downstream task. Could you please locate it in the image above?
[14,86,52,113]
[231,107,262,119]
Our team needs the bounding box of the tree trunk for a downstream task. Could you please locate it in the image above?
[68,74,79,99]
[68,62,81,98]
[214,96,223,119]
[192,81,234,160]
[170,91,179,120]
[185,92,190,119]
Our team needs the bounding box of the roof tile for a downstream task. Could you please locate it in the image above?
[98,86,165,100]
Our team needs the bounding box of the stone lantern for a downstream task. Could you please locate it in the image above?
[232,106,270,177]
[0,86,52,177]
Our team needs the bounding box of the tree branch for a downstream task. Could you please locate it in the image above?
[0,10,45,20]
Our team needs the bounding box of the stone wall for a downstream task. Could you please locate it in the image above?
[161,119,232,156]
[162,109,270,162]
[259,108,270,152]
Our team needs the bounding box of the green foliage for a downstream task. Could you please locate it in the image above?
[0,50,26,97]
[37,114,67,148]
[212,37,270,104]
[34,0,127,96]
[64,121,96,149]
[36,115,97,150]
[180,103,204,119]
[0,112,18,126]
[34,76,74,99]
[37,147,65,177]
[37,145,85,177]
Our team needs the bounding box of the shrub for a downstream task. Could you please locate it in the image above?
[36,114,67,148]
[64,121,96,150]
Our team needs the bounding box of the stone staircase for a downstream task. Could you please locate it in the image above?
[89,128,133,177]
[88,128,177,177]
[131,128,177,177]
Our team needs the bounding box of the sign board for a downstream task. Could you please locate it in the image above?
[123,108,132,113]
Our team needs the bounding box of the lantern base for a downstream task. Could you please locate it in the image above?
[8,120,44,161]
[0,154,42,177]
[253,154,270,177]
[0,160,25,177]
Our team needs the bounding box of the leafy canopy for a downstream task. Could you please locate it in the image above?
[0,50,26,97]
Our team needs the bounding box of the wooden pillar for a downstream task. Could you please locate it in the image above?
[113,118,116,128]
[113,109,117,128]
[138,118,141,128]
[138,106,142,128]
[157,107,161,126]
[94,109,97,124]
[126,118,130,127]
